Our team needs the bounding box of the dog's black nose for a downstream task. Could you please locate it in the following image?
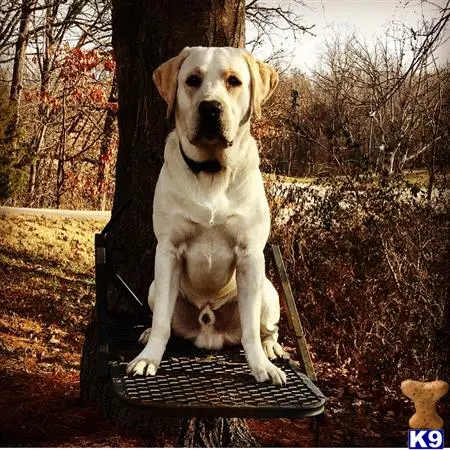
[198,100,223,118]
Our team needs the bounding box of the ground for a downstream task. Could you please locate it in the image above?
[0,213,435,447]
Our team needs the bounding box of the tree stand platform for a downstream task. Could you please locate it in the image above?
[80,203,326,446]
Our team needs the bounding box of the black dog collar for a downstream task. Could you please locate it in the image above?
[179,143,223,174]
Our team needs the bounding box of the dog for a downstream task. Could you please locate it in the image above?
[127,46,288,385]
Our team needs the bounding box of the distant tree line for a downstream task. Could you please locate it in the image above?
[256,25,449,190]
[0,0,448,209]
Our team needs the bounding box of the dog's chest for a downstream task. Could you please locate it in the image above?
[188,193,232,228]
[185,201,235,267]
[179,194,241,293]
[182,227,236,302]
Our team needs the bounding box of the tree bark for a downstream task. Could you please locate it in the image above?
[27,124,46,200]
[110,0,255,446]
[6,0,35,151]
[97,75,118,211]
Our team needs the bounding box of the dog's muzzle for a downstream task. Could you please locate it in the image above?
[194,100,232,147]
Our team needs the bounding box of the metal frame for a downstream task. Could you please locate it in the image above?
[92,202,325,444]
[110,359,325,418]
[268,245,317,381]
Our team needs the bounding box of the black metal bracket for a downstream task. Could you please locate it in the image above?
[95,200,147,378]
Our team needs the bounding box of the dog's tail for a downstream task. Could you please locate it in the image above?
[198,305,215,327]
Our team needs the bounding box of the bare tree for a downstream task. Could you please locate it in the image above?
[96,72,117,211]
[6,0,35,151]
[246,0,314,65]
[309,20,448,175]
[0,0,21,57]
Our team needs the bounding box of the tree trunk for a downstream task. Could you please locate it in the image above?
[28,161,36,196]
[111,0,245,302]
[288,140,293,176]
[55,88,67,208]
[6,0,35,151]
[110,0,255,446]
[25,2,55,205]
[27,124,46,200]
[97,75,118,211]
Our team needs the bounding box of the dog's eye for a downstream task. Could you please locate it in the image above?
[227,75,242,87]
[186,74,202,88]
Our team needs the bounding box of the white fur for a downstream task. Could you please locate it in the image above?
[127,47,288,385]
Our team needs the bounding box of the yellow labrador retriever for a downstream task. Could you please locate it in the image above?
[127,47,288,385]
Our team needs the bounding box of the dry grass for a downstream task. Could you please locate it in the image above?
[0,214,148,447]
[0,214,101,272]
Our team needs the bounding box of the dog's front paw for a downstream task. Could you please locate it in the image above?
[127,338,166,376]
[127,351,161,376]
[262,338,290,360]
[249,358,286,386]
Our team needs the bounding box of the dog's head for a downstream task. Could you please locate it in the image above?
[153,47,278,152]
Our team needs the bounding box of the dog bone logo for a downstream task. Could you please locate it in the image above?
[401,379,448,429]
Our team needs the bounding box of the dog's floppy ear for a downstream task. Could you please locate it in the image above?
[153,47,191,119]
[242,50,279,119]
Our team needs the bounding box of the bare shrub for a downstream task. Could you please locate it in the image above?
[266,174,449,387]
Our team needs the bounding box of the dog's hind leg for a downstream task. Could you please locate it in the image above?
[261,278,290,360]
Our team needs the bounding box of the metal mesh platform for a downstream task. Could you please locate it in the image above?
[94,215,326,420]
[108,322,326,418]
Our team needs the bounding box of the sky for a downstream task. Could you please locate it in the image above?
[248,0,450,73]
